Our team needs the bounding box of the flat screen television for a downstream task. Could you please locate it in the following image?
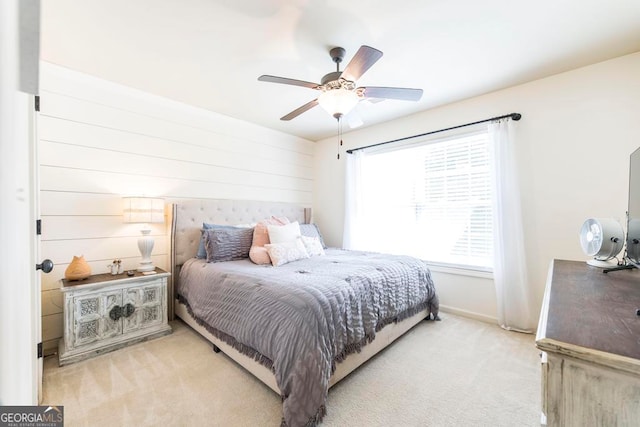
[626,147,640,264]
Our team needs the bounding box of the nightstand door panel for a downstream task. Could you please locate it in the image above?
[138,282,164,330]
[101,291,123,340]
[73,294,101,347]
[73,291,121,346]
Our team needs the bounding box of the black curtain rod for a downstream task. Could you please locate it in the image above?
[345,112,522,154]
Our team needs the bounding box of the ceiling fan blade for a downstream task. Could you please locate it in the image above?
[361,86,423,101]
[280,99,319,121]
[340,45,383,82]
[258,75,320,89]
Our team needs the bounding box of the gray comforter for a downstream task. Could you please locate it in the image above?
[178,249,439,427]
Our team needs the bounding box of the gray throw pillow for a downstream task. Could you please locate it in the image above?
[196,223,241,258]
[204,227,254,263]
[299,223,327,249]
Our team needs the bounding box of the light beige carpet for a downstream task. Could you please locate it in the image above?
[42,313,540,426]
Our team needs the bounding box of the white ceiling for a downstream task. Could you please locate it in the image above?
[40,0,640,141]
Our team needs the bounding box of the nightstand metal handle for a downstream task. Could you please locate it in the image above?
[109,304,136,321]
[109,305,122,321]
[122,303,135,318]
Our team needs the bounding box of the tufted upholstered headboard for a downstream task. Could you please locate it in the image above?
[168,199,309,318]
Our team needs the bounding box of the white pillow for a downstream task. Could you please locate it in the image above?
[300,236,325,257]
[267,221,301,244]
[265,239,309,267]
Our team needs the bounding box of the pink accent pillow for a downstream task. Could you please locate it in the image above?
[249,216,290,264]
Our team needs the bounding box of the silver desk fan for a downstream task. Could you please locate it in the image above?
[579,218,624,267]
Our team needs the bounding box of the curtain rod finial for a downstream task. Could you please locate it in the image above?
[512,113,522,121]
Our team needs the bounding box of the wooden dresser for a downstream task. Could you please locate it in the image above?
[536,259,640,426]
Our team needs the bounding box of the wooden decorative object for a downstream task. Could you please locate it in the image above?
[64,255,91,281]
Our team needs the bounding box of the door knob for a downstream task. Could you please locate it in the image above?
[36,259,54,273]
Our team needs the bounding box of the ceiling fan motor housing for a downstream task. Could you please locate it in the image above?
[321,71,343,86]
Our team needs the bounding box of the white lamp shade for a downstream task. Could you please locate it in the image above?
[318,89,360,118]
[122,197,164,224]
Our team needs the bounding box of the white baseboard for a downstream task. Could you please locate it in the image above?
[439,304,498,325]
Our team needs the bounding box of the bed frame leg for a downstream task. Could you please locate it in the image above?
[212,344,221,353]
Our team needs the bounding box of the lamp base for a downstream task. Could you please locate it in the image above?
[137,261,156,272]
[137,230,156,272]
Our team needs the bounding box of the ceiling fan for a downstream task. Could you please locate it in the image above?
[258,45,423,122]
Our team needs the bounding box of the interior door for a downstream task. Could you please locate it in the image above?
[26,0,45,404]
[0,0,43,405]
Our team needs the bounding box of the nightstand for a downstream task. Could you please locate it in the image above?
[58,268,172,366]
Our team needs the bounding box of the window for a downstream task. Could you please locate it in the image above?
[353,130,493,271]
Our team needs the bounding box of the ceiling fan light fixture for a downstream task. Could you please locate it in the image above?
[258,45,421,123]
[318,88,360,119]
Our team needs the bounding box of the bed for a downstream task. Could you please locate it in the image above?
[169,199,439,427]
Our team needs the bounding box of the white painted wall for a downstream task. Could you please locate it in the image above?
[314,52,640,324]
[38,62,314,354]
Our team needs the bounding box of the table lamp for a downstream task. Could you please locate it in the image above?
[122,197,164,272]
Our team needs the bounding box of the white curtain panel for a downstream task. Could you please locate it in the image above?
[343,150,365,249]
[489,119,535,332]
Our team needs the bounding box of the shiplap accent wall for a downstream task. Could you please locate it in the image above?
[38,62,314,354]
